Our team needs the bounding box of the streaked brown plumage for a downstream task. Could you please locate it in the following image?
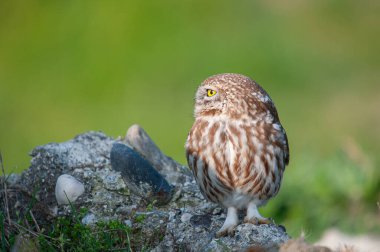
[185,73,289,237]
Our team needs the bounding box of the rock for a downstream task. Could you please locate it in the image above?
[55,174,85,205]
[7,129,290,251]
[155,212,290,252]
[21,131,115,206]
[181,213,192,223]
[110,143,174,205]
[124,124,192,185]
[82,213,97,225]
[135,211,169,249]
[96,168,128,192]
[190,214,212,228]
[124,219,133,227]
[6,173,21,186]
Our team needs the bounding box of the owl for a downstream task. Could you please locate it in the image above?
[185,73,289,237]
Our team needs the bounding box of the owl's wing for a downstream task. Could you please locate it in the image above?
[283,129,290,166]
[266,100,290,167]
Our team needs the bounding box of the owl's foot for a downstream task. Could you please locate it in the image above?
[244,216,273,225]
[244,202,273,225]
[215,207,238,238]
[216,224,237,238]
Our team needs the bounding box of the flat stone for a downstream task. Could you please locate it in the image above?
[110,143,174,205]
[82,213,97,225]
[124,124,192,185]
[181,213,193,223]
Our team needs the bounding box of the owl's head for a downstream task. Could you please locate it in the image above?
[193,77,225,117]
[194,73,269,118]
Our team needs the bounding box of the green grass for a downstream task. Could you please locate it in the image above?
[38,208,133,251]
[0,201,164,251]
[1,202,141,251]
[0,0,379,244]
[7,208,134,251]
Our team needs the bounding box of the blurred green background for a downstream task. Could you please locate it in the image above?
[0,0,379,241]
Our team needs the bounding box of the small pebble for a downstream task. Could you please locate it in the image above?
[55,174,85,205]
[168,211,176,222]
[181,213,192,223]
[82,213,97,225]
[124,219,133,227]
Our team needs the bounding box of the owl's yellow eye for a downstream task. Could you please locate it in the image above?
[206,89,217,97]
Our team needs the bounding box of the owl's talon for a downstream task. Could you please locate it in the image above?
[215,225,236,238]
[244,202,274,225]
[216,207,238,238]
[244,216,273,225]
[244,216,259,225]
[258,218,273,225]
[228,229,236,236]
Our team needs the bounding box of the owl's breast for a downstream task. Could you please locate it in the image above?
[186,117,285,207]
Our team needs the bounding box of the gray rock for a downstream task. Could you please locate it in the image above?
[82,213,97,225]
[21,131,115,206]
[124,124,192,185]
[190,214,212,228]
[156,217,289,252]
[11,129,289,251]
[181,213,192,223]
[110,143,174,205]
[5,173,21,186]
[97,168,127,191]
[124,219,133,227]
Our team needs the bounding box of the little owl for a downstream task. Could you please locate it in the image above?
[185,73,289,237]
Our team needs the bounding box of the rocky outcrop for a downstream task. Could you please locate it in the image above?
[9,125,290,251]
